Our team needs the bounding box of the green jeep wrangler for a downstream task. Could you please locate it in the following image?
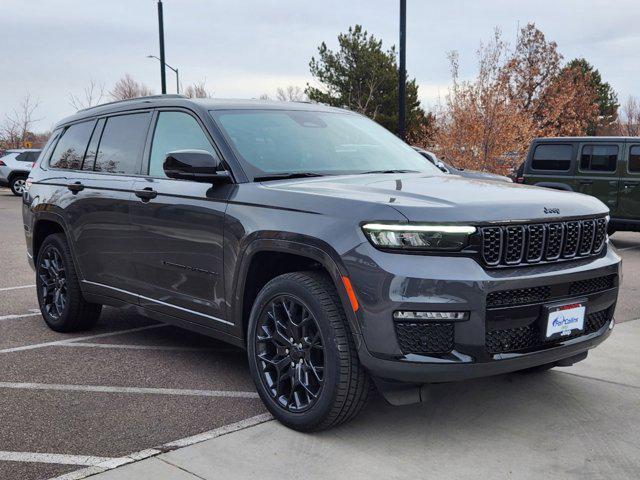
[522,137,640,233]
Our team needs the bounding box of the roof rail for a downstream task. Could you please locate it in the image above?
[77,94,186,113]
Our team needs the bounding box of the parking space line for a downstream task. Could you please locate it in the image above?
[49,413,273,480]
[56,342,237,352]
[0,284,35,292]
[616,245,640,252]
[0,324,165,353]
[0,451,119,466]
[0,382,260,398]
[0,312,40,322]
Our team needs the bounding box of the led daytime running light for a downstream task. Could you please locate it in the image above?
[363,224,476,234]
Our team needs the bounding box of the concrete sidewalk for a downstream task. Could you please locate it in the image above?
[91,320,640,480]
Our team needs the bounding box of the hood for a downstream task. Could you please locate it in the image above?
[264,173,608,224]
[456,169,511,182]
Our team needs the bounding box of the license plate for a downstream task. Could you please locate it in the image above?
[546,303,586,339]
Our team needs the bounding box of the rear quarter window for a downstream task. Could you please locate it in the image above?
[531,144,573,171]
[49,121,95,170]
[16,152,38,162]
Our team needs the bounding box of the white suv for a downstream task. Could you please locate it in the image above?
[0,149,40,196]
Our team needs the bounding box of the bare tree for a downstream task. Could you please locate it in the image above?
[258,93,271,100]
[276,86,307,102]
[109,74,154,101]
[1,94,43,149]
[183,80,213,99]
[69,80,105,110]
[616,96,640,136]
[432,23,599,175]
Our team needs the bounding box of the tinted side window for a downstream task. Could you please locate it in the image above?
[94,113,151,174]
[531,144,573,171]
[49,121,95,170]
[580,145,618,172]
[16,152,36,162]
[82,118,105,171]
[149,111,217,177]
[628,146,640,173]
[26,152,40,163]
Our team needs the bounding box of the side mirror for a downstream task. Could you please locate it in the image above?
[163,150,228,182]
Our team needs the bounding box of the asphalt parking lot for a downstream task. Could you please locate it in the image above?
[1,186,639,480]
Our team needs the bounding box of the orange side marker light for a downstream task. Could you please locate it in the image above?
[342,276,359,312]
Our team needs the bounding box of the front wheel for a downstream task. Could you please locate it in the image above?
[247,271,370,431]
[10,175,27,196]
[36,233,102,332]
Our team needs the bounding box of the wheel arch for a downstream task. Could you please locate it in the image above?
[31,213,79,270]
[232,238,363,347]
[8,170,30,184]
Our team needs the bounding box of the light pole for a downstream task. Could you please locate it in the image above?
[398,0,407,140]
[147,55,180,94]
[157,0,167,94]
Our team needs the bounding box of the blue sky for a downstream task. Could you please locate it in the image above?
[2,0,638,131]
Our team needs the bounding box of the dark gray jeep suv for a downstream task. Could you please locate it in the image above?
[23,96,621,431]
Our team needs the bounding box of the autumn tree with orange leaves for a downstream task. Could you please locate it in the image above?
[432,24,601,175]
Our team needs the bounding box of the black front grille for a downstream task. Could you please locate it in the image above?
[568,274,617,296]
[487,286,551,308]
[395,322,454,355]
[480,217,608,267]
[486,306,614,354]
[486,274,617,309]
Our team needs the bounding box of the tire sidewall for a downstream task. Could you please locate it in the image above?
[247,275,343,430]
[36,235,73,330]
[10,176,27,196]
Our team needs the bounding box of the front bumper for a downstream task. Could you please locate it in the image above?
[345,241,621,384]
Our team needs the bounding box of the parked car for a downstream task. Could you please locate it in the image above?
[24,96,620,431]
[0,149,40,195]
[414,147,512,182]
[522,137,640,233]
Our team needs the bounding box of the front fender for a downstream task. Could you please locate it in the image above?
[231,236,364,347]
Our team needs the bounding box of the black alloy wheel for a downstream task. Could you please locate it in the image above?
[248,271,371,432]
[38,245,68,319]
[36,233,102,332]
[255,295,325,412]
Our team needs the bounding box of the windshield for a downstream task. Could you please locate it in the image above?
[210,109,442,180]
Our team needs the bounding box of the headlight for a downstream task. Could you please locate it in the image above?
[362,223,476,251]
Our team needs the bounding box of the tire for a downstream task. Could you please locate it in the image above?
[36,233,102,332]
[10,175,27,196]
[247,271,371,431]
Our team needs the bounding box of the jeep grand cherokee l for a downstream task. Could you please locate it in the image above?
[23,96,621,431]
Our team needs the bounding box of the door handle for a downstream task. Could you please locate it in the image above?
[579,180,593,185]
[135,187,157,201]
[623,182,638,189]
[67,182,84,193]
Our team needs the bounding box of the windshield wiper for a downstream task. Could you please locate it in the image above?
[254,172,326,182]
[358,169,421,174]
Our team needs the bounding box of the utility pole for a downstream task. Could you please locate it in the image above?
[157,0,167,94]
[398,0,407,140]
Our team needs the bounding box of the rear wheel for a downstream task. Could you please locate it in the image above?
[10,175,27,196]
[36,233,102,332]
[247,271,371,431]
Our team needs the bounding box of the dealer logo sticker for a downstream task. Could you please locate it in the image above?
[544,207,560,214]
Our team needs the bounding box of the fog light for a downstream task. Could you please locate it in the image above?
[609,318,615,330]
[393,311,469,321]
